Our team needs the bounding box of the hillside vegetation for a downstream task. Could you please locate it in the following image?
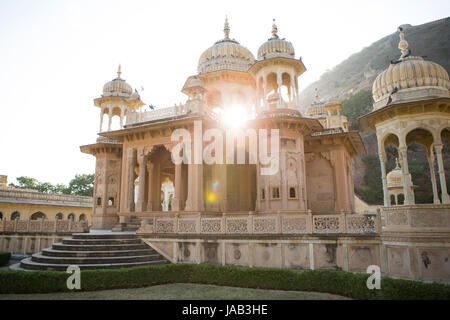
[305,17,450,205]
[300,17,450,108]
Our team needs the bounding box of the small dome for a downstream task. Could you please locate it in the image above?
[257,20,295,60]
[306,89,327,117]
[102,65,133,97]
[372,28,450,109]
[387,159,403,188]
[198,18,255,74]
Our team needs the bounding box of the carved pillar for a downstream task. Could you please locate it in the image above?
[276,71,282,108]
[378,152,389,207]
[281,149,288,209]
[120,108,125,128]
[126,149,137,212]
[185,164,205,212]
[136,153,147,212]
[146,162,154,211]
[427,150,441,204]
[102,156,108,215]
[434,144,450,203]
[172,163,182,211]
[398,146,415,205]
[108,106,112,131]
[99,109,104,132]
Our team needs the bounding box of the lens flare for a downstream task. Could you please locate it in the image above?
[220,105,248,128]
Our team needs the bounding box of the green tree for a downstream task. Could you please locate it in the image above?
[9,174,93,196]
[340,90,373,130]
[67,174,94,196]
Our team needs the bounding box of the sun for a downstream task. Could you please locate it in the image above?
[215,105,249,128]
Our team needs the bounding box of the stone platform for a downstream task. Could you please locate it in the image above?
[19,232,169,271]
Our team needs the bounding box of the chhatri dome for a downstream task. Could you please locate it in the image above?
[386,158,403,188]
[197,17,255,74]
[372,27,450,110]
[257,19,295,60]
[102,65,133,97]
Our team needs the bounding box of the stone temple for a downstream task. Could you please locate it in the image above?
[1,20,449,283]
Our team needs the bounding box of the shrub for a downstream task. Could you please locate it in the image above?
[0,264,449,299]
[0,252,11,267]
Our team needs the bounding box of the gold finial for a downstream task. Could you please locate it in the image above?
[224,16,230,39]
[398,26,409,56]
[271,18,278,39]
[117,64,122,78]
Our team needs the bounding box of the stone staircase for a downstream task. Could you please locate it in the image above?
[112,216,142,232]
[19,232,168,271]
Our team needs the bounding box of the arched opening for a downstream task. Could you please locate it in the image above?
[439,128,450,200]
[390,194,396,205]
[0,212,3,220]
[11,211,20,220]
[280,72,291,106]
[406,128,435,204]
[55,213,63,220]
[161,177,174,212]
[79,214,86,222]
[147,145,180,212]
[30,212,46,220]
[68,213,75,221]
[398,194,405,205]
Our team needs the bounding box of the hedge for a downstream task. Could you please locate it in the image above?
[0,252,11,267]
[0,263,449,299]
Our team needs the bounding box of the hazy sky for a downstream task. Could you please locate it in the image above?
[0,0,449,186]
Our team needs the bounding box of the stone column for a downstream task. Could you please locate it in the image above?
[102,155,108,215]
[281,149,288,209]
[99,109,104,132]
[126,149,137,212]
[185,164,205,212]
[108,106,113,131]
[427,151,440,204]
[276,71,282,108]
[172,163,182,211]
[398,146,415,205]
[262,74,267,110]
[434,144,450,204]
[146,162,154,211]
[136,154,147,212]
[378,152,389,206]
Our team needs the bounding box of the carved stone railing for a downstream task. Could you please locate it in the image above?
[380,204,450,233]
[135,211,379,235]
[0,189,92,207]
[0,219,88,234]
[126,104,188,125]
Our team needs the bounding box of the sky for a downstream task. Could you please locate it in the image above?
[0,0,449,186]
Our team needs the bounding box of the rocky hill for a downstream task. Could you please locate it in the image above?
[299,17,450,109]
[298,17,450,205]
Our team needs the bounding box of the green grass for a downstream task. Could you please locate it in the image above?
[0,283,349,300]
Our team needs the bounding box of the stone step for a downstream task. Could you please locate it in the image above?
[72,233,136,240]
[20,257,168,271]
[41,248,155,258]
[61,238,141,245]
[52,243,149,251]
[31,253,162,265]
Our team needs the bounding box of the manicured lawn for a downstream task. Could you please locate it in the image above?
[0,283,349,300]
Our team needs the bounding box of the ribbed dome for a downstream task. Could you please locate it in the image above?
[257,21,295,60]
[197,18,255,74]
[372,56,449,102]
[102,65,133,97]
[372,28,450,109]
[387,160,403,187]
